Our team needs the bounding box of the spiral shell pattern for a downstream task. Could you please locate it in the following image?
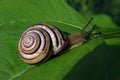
[18,24,68,64]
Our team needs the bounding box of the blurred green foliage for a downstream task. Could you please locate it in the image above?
[67,0,120,27]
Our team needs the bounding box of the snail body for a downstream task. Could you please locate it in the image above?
[18,18,94,64]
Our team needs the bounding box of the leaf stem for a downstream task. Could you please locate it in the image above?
[103,32,120,39]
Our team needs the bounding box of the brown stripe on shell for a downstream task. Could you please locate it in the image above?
[40,24,58,47]
[51,27,67,54]
[19,28,52,64]
[40,24,68,55]
[20,32,40,54]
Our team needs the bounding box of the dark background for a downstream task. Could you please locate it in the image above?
[67,0,120,27]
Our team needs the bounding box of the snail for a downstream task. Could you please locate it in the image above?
[18,17,97,64]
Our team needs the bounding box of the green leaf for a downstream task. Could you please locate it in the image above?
[92,14,120,45]
[13,37,103,80]
[105,38,120,45]
[0,0,103,80]
[64,43,120,80]
[92,14,120,35]
[0,0,118,80]
[0,0,90,33]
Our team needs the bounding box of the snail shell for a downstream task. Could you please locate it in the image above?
[18,24,68,64]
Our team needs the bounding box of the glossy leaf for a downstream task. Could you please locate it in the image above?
[13,37,103,80]
[0,0,119,80]
[0,0,98,80]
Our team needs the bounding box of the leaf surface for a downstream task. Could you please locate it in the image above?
[0,0,118,80]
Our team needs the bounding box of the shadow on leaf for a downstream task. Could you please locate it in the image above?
[64,44,120,80]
